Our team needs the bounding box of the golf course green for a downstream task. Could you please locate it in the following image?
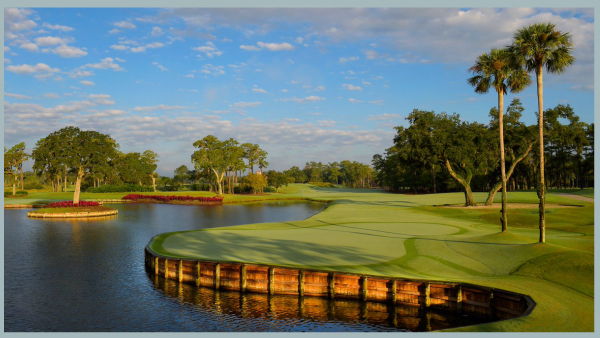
[147,184,594,332]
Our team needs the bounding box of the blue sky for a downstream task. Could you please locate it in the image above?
[3,7,595,176]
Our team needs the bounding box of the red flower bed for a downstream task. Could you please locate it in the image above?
[122,194,223,203]
[45,201,100,208]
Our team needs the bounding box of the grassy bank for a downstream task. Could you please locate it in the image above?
[147,184,593,332]
[29,206,116,214]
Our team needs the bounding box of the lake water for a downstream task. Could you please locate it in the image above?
[4,201,489,332]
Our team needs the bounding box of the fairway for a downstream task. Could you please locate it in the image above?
[147,184,594,332]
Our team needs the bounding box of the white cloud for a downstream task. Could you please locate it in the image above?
[240,45,261,51]
[368,113,401,120]
[362,81,372,85]
[83,57,125,71]
[68,70,95,78]
[369,100,384,105]
[87,94,111,99]
[231,101,262,108]
[257,41,295,51]
[252,87,267,93]
[108,28,121,34]
[318,120,336,127]
[281,96,326,103]
[44,93,61,99]
[4,8,37,33]
[133,104,187,111]
[364,50,380,60]
[110,44,129,50]
[35,36,71,46]
[6,63,60,75]
[80,80,95,86]
[4,92,31,99]
[131,42,165,53]
[50,45,88,58]
[114,21,137,29]
[4,46,10,53]
[19,42,39,52]
[152,62,168,71]
[201,64,225,76]
[151,27,164,37]
[348,98,363,103]
[315,86,325,91]
[87,109,127,117]
[192,43,223,57]
[42,22,75,32]
[339,56,359,63]
[343,84,362,91]
[184,73,195,78]
[295,37,304,44]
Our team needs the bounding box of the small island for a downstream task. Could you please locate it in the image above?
[27,200,118,218]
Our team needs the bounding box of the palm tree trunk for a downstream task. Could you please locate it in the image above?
[498,89,508,233]
[536,65,546,243]
[485,142,534,205]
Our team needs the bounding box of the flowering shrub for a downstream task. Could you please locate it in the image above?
[122,194,223,203]
[45,201,100,208]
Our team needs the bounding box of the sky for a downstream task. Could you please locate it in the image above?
[3,7,595,176]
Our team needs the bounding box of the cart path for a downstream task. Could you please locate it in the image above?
[556,193,594,203]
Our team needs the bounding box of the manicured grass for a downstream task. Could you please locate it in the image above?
[547,188,594,199]
[147,184,594,332]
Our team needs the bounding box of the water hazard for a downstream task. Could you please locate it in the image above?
[4,201,490,332]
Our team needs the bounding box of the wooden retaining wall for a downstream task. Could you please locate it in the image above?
[144,247,535,321]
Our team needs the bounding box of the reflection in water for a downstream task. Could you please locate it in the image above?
[149,271,490,332]
[5,201,488,332]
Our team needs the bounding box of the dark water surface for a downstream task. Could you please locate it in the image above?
[4,201,488,332]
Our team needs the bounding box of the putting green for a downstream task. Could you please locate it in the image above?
[133,185,598,331]
[161,221,462,267]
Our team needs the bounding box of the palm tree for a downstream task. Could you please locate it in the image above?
[468,48,531,233]
[509,22,575,243]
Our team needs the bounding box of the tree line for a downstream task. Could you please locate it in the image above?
[283,161,373,188]
[373,101,592,197]
[374,22,591,243]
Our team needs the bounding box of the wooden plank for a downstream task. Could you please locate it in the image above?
[462,299,490,308]
[496,292,522,302]
[360,276,368,301]
[268,267,274,294]
[240,264,247,293]
[328,273,335,298]
[178,260,183,282]
[299,270,305,297]
[495,305,523,316]
[214,263,221,290]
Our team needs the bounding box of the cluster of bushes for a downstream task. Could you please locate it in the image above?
[86,184,154,193]
[190,183,211,191]
[122,194,223,203]
[4,190,28,197]
[24,176,45,190]
[309,182,337,188]
[44,201,100,208]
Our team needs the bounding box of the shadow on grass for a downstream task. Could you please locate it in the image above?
[330,198,420,207]
[308,220,537,246]
[161,230,392,267]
